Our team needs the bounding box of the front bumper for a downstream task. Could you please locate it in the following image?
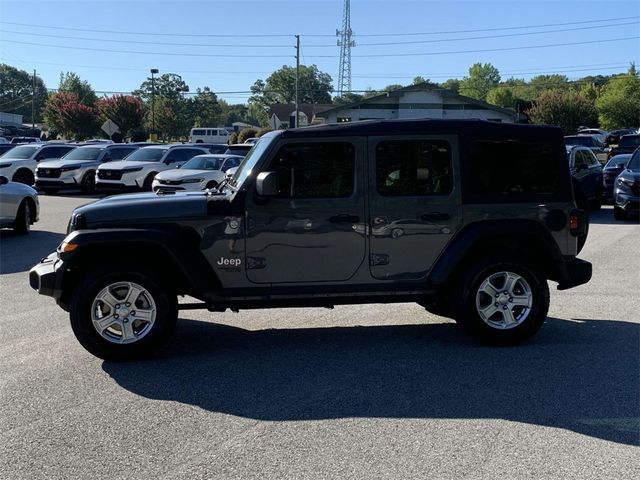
[614,191,640,214]
[29,252,65,302]
[556,258,592,291]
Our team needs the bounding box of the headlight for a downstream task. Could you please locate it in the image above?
[61,165,80,172]
[0,163,12,169]
[121,167,143,173]
[617,177,634,188]
[181,178,203,184]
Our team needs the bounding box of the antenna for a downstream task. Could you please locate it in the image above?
[336,0,355,96]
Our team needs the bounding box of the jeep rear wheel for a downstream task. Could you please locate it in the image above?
[69,268,177,360]
[455,258,549,345]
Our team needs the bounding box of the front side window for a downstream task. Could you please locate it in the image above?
[376,139,452,196]
[266,142,355,198]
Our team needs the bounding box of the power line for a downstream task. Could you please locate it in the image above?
[1,16,637,38]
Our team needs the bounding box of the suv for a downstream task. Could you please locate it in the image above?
[0,143,77,185]
[607,134,640,160]
[35,144,141,194]
[567,146,603,210]
[30,120,592,360]
[613,147,640,220]
[95,145,211,191]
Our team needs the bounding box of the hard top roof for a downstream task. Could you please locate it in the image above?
[280,119,563,139]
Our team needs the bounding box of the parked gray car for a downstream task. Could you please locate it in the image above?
[0,175,39,234]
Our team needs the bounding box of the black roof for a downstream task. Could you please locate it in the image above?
[281,119,563,139]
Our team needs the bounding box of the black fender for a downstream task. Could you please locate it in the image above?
[59,227,220,301]
[428,219,570,287]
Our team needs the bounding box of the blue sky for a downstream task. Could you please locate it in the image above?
[0,0,638,104]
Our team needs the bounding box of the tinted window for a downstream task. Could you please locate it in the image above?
[619,135,640,147]
[125,148,167,161]
[628,149,640,170]
[376,139,452,196]
[266,142,354,198]
[604,155,631,168]
[467,138,561,201]
[181,156,223,170]
[165,148,204,162]
[192,129,206,136]
[4,145,39,159]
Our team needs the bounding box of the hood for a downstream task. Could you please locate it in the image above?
[99,160,160,170]
[619,169,640,181]
[156,168,224,182]
[74,191,209,225]
[37,159,96,169]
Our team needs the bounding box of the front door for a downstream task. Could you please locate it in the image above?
[368,135,461,280]
[245,138,366,284]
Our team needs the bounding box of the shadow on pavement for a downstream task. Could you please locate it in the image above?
[0,230,64,274]
[103,316,639,446]
[589,207,638,225]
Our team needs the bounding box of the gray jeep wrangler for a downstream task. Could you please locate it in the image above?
[30,120,591,360]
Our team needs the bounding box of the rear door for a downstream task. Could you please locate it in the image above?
[368,135,460,280]
[245,137,366,284]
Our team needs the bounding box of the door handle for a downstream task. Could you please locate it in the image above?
[421,212,450,222]
[329,214,360,223]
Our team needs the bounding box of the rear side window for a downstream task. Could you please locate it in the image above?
[267,142,354,198]
[192,129,206,136]
[466,137,562,202]
[375,139,452,196]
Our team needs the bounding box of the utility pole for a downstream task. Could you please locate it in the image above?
[295,35,300,129]
[32,70,36,131]
[150,68,159,139]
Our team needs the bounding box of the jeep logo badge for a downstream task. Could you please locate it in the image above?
[216,257,242,270]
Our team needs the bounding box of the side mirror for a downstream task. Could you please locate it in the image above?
[0,176,8,185]
[226,166,238,179]
[256,171,279,196]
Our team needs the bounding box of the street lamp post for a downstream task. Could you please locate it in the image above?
[150,68,159,137]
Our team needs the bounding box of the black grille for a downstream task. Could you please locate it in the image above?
[36,168,61,178]
[159,179,182,185]
[97,170,124,180]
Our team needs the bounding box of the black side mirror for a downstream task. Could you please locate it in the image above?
[0,176,8,185]
[256,171,279,196]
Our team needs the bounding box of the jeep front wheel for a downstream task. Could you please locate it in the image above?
[69,268,177,360]
[455,259,549,345]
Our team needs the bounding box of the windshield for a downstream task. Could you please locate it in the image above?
[565,137,594,147]
[181,156,223,170]
[123,147,167,162]
[619,136,640,147]
[62,147,103,161]
[1,145,39,159]
[230,132,279,188]
[628,149,640,171]
[604,155,631,169]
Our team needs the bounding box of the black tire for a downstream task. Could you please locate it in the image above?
[142,173,156,191]
[205,180,218,190]
[69,267,177,361]
[12,169,34,186]
[80,171,96,194]
[613,206,626,220]
[13,199,31,234]
[454,257,549,345]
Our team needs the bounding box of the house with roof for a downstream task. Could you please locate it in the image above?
[268,103,334,129]
[317,84,523,124]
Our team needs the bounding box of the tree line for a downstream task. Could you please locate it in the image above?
[1,61,638,140]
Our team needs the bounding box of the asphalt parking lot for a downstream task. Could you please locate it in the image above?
[1,193,638,479]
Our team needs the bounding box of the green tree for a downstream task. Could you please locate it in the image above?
[595,65,640,129]
[145,96,190,141]
[58,72,97,106]
[190,87,223,127]
[459,63,501,101]
[528,74,569,96]
[96,94,144,138]
[333,92,365,104]
[440,78,461,93]
[133,73,190,103]
[526,90,597,134]
[0,64,48,124]
[249,64,333,116]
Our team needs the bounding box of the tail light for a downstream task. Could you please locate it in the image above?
[569,209,587,237]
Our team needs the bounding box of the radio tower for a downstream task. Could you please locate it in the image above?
[336,0,355,96]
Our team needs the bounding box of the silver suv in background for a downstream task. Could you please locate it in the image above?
[95,145,212,191]
[35,144,142,194]
[152,154,243,192]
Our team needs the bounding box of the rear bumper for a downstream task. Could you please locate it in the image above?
[29,252,64,302]
[556,258,592,291]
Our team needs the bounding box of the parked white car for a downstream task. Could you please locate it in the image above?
[152,154,244,192]
[0,175,39,234]
[0,143,77,185]
[95,145,211,192]
[36,143,141,194]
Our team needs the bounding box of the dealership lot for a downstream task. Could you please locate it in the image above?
[0,194,638,479]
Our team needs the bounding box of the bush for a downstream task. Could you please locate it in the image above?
[256,127,273,137]
[237,128,258,143]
